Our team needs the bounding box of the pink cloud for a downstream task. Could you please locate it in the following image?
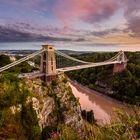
[54,0,119,26]
[123,0,140,37]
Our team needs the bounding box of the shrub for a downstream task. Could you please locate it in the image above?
[51,80,58,87]
[62,77,68,83]
[81,110,96,124]
[41,126,57,140]
[0,110,6,128]
[20,102,41,140]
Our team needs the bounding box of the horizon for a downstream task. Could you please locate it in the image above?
[0,42,140,52]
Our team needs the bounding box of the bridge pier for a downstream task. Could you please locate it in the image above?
[113,62,127,74]
[113,51,127,74]
[40,45,57,82]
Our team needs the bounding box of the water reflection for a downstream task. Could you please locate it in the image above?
[70,81,128,124]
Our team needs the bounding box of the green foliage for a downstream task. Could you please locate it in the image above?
[51,80,58,87]
[62,77,68,83]
[20,102,41,140]
[41,126,57,140]
[0,72,40,139]
[96,108,140,140]
[0,55,11,67]
[0,109,26,140]
[0,110,6,128]
[49,108,140,140]
[0,72,19,83]
[8,61,34,74]
[81,110,96,124]
[111,69,140,104]
[0,54,35,74]
[0,74,30,109]
[48,88,63,123]
[56,124,80,140]
[68,93,77,102]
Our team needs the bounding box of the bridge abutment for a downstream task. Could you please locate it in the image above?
[113,62,127,74]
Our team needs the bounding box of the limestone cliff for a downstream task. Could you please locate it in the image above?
[26,74,84,134]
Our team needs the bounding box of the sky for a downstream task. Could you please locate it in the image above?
[0,0,140,50]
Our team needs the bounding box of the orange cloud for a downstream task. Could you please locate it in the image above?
[90,33,140,46]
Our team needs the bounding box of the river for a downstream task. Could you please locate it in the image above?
[69,81,133,125]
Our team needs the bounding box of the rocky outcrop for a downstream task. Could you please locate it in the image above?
[25,74,84,134]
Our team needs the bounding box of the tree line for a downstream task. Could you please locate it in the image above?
[67,52,140,105]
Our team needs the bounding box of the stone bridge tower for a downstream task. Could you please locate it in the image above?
[113,51,128,74]
[40,44,57,82]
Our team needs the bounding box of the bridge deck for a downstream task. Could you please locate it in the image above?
[57,61,120,72]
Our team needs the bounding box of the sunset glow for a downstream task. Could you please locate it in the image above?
[0,0,139,49]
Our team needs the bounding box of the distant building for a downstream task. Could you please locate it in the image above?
[28,61,35,67]
[10,56,16,62]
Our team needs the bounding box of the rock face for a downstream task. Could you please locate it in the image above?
[26,74,84,133]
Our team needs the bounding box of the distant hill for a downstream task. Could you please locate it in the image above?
[0,50,91,56]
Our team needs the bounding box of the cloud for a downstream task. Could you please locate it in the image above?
[0,25,85,42]
[0,25,38,42]
[54,0,120,26]
[123,0,140,37]
[90,28,121,37]
[127,17,140,37]
[4,22,88,40]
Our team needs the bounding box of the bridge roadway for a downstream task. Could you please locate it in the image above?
[18,61,122,78]
[18,71,44,78]
[18,71,64,78]
[57,61,121,72]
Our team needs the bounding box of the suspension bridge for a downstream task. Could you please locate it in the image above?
[0,44,128,81]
